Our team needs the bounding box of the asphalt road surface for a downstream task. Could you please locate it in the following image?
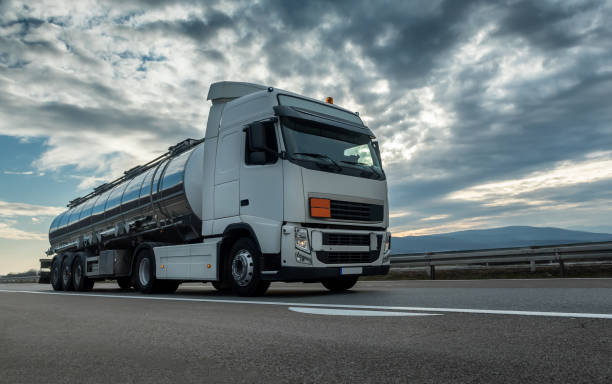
[1,279,611,383]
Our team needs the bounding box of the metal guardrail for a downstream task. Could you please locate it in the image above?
[0,275,39,283]
[390,241,612,279]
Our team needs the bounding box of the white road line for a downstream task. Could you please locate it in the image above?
[288,307,441,317]
[1,289,612,319]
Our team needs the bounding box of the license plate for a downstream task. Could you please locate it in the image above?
[340,267,363,275]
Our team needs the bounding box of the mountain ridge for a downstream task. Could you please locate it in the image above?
[391,226,612,254]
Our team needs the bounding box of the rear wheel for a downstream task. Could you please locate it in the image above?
[117,277,132,290]
[61,257,74,291]
[321,276,359,292]
[135,249,161,294]
[72,257,93,292]
[50,257,63,291]
[229,238,270,296]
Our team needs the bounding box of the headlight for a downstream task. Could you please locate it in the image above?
[382,232,391,263]
[384,232,391,253]
[295,228,310,253]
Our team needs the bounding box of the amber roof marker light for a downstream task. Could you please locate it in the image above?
[325,96,333,104]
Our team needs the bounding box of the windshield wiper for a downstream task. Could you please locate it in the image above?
[291,152,342,171]
[339,161,382,179]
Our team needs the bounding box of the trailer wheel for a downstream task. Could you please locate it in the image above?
[229,238,270,296]
[135,249,160,294]
[321,276,359,292]
[50,257,63,291]
[61,257,75,291]
[117,277,132,290]
[72,257,93,292]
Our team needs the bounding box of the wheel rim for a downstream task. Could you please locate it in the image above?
[62,262,71,285]
[139,257,151,287]
[231,249,254,287]
[74,263,82,286]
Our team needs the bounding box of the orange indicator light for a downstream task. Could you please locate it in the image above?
[325,97,333,104]
[310,198,331,218]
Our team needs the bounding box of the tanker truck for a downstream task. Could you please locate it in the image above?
[41,81,391,296]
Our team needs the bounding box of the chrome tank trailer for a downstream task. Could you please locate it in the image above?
[48,139,205,253]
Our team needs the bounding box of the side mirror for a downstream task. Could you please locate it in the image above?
[247,122,268,151]
[248,151,266,165]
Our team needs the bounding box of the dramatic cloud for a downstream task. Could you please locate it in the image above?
[1,0,611,239]
[0,200,64,218]
[0,222,47,241]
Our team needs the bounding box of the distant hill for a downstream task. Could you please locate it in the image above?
[392,226,612,254]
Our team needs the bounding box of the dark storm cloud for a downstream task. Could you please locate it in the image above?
[0,88,196,139]
[494,0,605,50]
[242,0,484,87]
[136,10,234,42]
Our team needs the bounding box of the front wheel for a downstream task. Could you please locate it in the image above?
[321,276,359,292]
[229,239,270,296]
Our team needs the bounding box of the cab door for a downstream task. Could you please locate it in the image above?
[239,121,284,254]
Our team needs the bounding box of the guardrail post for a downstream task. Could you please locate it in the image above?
[556,250,565,277]
[429,265,436,280]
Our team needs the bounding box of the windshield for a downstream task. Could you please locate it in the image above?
[281,117,384,180]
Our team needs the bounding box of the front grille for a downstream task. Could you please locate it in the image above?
[323,233,370,246]
[317,251,379,264]
[330,200,383,222]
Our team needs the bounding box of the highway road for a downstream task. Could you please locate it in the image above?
[1,279,611,383]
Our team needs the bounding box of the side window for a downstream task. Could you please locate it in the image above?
[245,122,278,165]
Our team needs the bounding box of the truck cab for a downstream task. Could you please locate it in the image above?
[198,82,390,294]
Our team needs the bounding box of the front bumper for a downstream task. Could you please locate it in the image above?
[261,265,390,282]
[273,224,391,280]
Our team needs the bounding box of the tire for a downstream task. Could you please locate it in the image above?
[228,238,270,296]
[61,257,75,291]
[134,249,161,294]
[211,281,231,292]
[72,257,93,292]
[50,257,63,291]
[321,276,359,292]
[117,277,132,290]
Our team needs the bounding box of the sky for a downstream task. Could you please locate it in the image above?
[1,0,612,274]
